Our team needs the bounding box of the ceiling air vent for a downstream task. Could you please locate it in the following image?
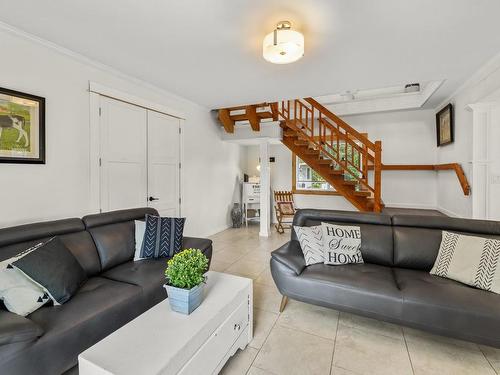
[404,83,420,93]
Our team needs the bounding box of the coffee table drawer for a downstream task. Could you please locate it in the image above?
[179,298,249,375]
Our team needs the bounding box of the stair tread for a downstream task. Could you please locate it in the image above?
[342,180,358,185]
[354,190,372,197]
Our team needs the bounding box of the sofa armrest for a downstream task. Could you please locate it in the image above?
[182,237,213,259]
[271,241,306,276]
[0,310,43,346]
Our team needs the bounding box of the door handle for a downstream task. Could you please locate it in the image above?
[149,196,159,202]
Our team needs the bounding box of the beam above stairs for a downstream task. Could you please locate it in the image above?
[218,109,235,133]
[246,105,260,131]
[216,102,278,132]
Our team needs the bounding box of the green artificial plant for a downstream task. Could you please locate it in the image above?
[165,248,208,289]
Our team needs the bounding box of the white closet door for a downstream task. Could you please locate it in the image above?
[147,110,181,217]
[100,96,147,212]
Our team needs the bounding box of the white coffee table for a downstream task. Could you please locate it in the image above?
[79,271,253,375]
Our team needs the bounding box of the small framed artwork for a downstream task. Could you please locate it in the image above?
[0,87,45,164]
[436,103,454,147]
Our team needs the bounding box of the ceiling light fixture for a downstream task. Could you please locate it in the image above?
[263,21,304,64]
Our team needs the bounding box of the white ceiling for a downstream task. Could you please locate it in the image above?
[1,0,500,109]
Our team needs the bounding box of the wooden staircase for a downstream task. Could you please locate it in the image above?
[216,98,471,212]
[277,98,383,212]
[216,97,384,212]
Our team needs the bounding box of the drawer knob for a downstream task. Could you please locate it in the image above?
[234,324,241,331]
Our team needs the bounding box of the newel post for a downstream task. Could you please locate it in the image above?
[374,141,382,213]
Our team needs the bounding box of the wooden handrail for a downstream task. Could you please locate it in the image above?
[304,98,377,151]
[367,163,470,196]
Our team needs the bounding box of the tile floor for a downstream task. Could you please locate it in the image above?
[209,224,500,375]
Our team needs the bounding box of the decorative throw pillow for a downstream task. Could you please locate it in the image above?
[138,215,186,259]
[134,220,146,261]
[13,237,87,304]
[294,225,324,266]
[321,223,363,265]
[0,242,51,316]
[430,231,500,294]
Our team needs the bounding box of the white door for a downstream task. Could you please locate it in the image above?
[147,110,181,216]
[100,96,148,212]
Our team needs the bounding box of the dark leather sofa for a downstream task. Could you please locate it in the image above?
[271,209,500,348]
[0,208,213,375]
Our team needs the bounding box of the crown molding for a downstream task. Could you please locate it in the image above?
[0,20,209,112]
[435,51,500,111]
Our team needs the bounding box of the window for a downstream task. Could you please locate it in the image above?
[294,156,335,193]
[292,138,365,195]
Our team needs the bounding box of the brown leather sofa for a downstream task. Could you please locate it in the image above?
[271,209,500,348]
[0,208,213,375]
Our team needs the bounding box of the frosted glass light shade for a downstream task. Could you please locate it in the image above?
[263,25,304,64]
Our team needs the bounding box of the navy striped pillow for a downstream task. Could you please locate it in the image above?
[139,215,186,259]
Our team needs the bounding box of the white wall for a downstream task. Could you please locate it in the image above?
[344,109,438,209]
[436,55,500,218]
[242,109,438,214]
[0,28,243,237]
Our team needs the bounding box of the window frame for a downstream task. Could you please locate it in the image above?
[291,133,368,196]
[292,154,340,196]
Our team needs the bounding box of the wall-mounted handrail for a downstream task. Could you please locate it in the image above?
[367,163,470,196]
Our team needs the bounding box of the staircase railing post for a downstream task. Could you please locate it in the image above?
[374,141,382,213]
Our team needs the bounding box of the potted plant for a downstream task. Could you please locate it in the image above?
[164,248,209,314]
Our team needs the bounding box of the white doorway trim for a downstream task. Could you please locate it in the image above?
[89,82,185,119]
[467,98,500,220]
[89,83,184,214]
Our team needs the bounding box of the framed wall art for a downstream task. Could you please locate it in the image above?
[436,103,454,147]
[0,87,45,163]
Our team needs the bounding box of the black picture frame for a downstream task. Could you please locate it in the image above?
[436,103,454,147]
[0,87,45,164]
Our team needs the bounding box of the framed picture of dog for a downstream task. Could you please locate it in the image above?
[436,103,454,147]
[0,87,45,163]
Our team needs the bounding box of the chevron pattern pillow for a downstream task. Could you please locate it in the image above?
[138,215,186,259]
[294,225,324,266]
[430,231,500,294]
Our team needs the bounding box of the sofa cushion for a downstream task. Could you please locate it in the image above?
[2,277,144,375]
[84,208,160,271]
[0,219,101,278]
[58,232,101,277]
[13,237,87,305]
[101,237,213,309]
[82,208,158,229]
[394,268,500,347]
[430,231,500,294]
[292,209,394,266]
[0,219,84,249]
[0,242,51,316]
[101,259,167,308]
[286,262,403,320]
[139,215,185,259]
[294,226,324,266]
[321,223,363,265]
[87,222,135,272]
[0,310,43,346]
[392,215,500,271]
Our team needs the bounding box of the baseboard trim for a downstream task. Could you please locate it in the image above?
[436,206,461,218]
[196,224,233,239]
[383,202,438,210]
